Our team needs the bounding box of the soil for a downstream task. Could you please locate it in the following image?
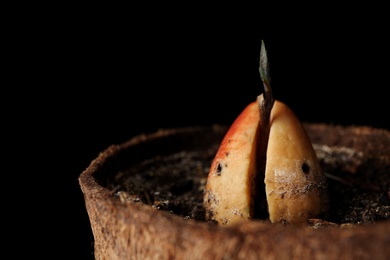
[107,124,390,227]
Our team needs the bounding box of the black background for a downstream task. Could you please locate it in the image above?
[14,5,389,259]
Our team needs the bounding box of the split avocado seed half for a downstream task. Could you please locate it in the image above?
[203,41,329,226]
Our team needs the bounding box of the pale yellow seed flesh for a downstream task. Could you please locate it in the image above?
[204,102,260,225]
[264,101,329,224]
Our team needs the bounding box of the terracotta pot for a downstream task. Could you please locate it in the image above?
[79,123,390,259]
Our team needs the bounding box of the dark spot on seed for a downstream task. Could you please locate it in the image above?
[302,162,310,174]
[281,192,286,199]
[216,162,222,176]
[226,152,229,157]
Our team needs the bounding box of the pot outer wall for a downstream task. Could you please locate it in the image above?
[79,124,390,259]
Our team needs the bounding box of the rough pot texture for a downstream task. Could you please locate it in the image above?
[79,124,390,259]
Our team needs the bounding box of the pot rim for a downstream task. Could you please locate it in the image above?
[79,123,390,259]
